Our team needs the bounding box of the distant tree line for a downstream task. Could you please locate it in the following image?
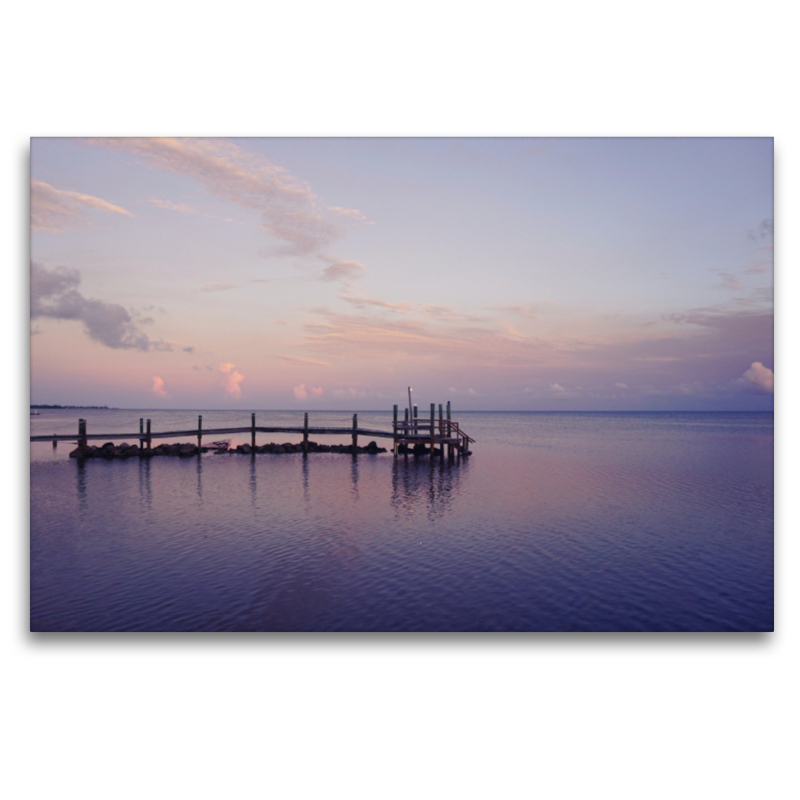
[31,404,113,409]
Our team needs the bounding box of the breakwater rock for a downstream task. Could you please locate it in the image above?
[69,442,207,459]
[222,440,387,455]
[69,440,388,459]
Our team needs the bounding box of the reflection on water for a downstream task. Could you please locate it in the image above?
[30,412,773,632]
[391,456,467,522]
[138,457,152,513]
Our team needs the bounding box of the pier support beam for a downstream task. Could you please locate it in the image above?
[430,403,435,455]
[352,413,358,454]
[146,419,151,451]
[139,418,144,450]
[303,412,309,453]
[393,405,398,459]
[251,412,256,449]
[197,415,202,449]
[446,401,452,459]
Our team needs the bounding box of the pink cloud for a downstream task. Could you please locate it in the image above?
[151,376,170,397]
[219,362,244,398]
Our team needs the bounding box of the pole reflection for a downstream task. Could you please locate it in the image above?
[75,460,88,518]
[138,457,152,512]
[391,455,468,522]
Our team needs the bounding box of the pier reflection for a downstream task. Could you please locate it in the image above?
[138,457,152,512]
[75,460,88,518]
[391,456,468,522]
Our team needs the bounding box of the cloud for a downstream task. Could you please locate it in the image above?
[31,179,134,232]
[148,197,197,214]
[293,383,308,401]
[550,383,566,393]
[151,376,170,397]
[310,386,324,396]
[615,382,628,389]
[277,356,330,367]
[30,261,172,351]
[339,292,410,313]
[320,260,366,283]
[219,362,244,398]
[199,282,236,292]
[327,206,369,221]
[89,138,362,255]
[183,346,195,353]
[738,361,773,394]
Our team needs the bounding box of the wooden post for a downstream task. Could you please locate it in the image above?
[197,415,202,449]
[446,401,452,459]
[413,405,418,435]
[139,418,144,450]
[404,408,409,458]
[393,404,398,459]
[303,412,309,453]
[430,403,435,455]
[78,419,86,455]
[146,419,151,450]
[251,412,256,449]
[352,413,358,454]
[439,404,444,459]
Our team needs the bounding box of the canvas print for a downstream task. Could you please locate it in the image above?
[29,137,774,631]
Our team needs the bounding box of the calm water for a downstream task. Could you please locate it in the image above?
[29,410,774,631]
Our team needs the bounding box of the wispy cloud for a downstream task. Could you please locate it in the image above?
[30,261,172,351]
[319,260,366,282]
[199,282,236,292]
[89,138,366,256]
[31,179,134,232]
[219,362,244,398]
[148,197,197,214]
[278,356,330,367]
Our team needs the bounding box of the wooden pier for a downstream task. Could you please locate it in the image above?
[30,401,475,460]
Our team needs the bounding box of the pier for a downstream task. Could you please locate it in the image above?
[30,401,475,460]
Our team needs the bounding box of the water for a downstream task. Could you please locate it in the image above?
[29,410,774,631]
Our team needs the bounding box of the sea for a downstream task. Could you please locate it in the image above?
[29,409,774,632]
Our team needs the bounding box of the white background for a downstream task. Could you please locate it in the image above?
[4,2,796,798]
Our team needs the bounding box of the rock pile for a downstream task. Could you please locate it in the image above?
[69,442,206,459]
[69,440,388,458]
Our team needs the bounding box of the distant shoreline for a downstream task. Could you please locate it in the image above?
[30,405,115,410]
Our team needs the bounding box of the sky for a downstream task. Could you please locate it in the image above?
[30,137,773,411]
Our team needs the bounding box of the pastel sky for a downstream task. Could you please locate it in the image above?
[30,137,773,411]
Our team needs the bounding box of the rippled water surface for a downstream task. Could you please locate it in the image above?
[30,410,773,631]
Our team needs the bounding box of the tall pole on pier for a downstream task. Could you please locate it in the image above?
[251,412,256,449]
[303,412,309,453]
[197,415,202,449]
[352,413,358,454]
[146,419,151,450]
[393,405,398,459]
[430,403,435,454]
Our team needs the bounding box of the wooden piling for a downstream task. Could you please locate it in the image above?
[352,413,358,453]
[393,405,398,459]
[146,419,151,450]
[197,415,202,449]
[78,419,86,455]
[439,404,444,459]
[303,412,309,453]
[430,403,435,454]
[251,412,256,449]
[139,418,144,450]
[413,405,418,435]
[446,401,452,459]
